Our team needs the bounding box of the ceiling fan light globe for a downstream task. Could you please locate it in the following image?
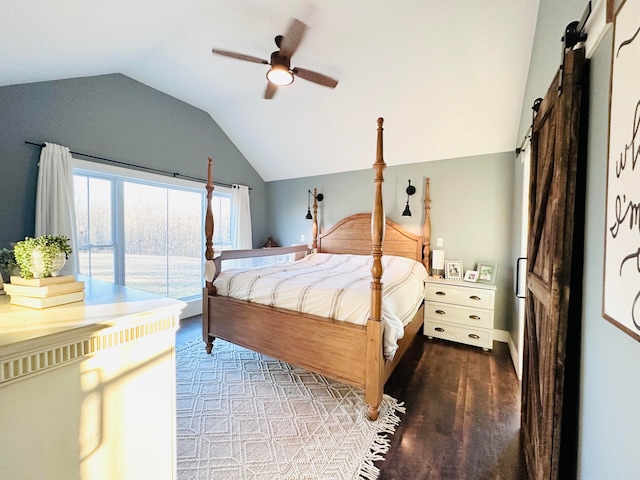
[266,65,294,86]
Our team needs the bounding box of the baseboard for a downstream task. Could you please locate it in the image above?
[493,330,522,379]
[493,329,509,343]
[507,333,522,380]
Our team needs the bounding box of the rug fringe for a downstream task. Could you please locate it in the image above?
[356,396,406,479]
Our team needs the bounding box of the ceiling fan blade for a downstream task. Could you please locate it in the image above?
[292,67,338,89]
[211,49,269,65]
[264,82,278,99]
[279,18,306,58]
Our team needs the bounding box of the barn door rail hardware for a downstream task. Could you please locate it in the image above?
[559,1,592,95]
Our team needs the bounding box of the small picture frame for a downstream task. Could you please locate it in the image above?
[476,261,498,285]
[444,260,463,280]
[464,270,479,282]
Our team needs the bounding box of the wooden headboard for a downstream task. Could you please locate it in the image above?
[318,214,425,263]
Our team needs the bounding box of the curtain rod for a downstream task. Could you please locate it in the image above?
[24,141,250,190]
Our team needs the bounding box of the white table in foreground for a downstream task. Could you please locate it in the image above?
[0,277,185,480]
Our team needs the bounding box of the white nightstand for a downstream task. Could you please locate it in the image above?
[423,277,496,351]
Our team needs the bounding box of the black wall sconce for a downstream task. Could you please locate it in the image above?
[402,180,416,216]
[305,189,324,219]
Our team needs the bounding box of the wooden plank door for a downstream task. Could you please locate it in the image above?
[521,46,587,480]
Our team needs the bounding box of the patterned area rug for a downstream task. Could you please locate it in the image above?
[176,338,405,479]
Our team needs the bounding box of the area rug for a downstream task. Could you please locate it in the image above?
[176,338,405,480]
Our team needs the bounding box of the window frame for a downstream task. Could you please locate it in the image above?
[71,157,231,300]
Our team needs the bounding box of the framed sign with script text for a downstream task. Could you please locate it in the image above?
[603,0,640,341]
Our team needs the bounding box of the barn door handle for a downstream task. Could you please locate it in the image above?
[469,295,481,301]
[469,315,481,320]
[435,309,446,315]
[468,334,480,340]
[516,257,527,299]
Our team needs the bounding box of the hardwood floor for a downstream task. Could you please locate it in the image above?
[176,316,527,480]
[380,334,527,479]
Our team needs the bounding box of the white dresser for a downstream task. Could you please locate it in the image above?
[0,277,185,480]
[423,277,496,351]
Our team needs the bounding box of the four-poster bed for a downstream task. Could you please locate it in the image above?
[202,118,432,420]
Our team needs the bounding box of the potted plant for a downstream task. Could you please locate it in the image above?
[0,247,18,282]
[13,235,73,279]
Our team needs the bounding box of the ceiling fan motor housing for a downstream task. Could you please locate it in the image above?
[270,51,290,69]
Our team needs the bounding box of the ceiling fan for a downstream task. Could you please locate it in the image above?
[211,18,339,99]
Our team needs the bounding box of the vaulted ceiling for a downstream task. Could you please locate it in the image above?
[1,1,539,181]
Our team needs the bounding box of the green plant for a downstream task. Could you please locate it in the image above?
[0,247,17,273]
[14,235,72,279]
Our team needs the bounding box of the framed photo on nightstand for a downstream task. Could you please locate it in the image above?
[444,260,463,280]
[476,261,498,285]
[463,270,479,282]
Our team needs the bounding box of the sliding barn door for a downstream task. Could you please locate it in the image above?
[521,46,587,480]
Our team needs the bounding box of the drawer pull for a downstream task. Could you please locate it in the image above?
[468,334,480,339]
[435,327,445,332]
[435,309,446,315]
[435,291,446,296]
[469,315,481,320]
[469,295,481,301]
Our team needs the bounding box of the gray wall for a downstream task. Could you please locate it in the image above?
[0,73,267,249]
[267,152,515,332]
[518,1,640,477]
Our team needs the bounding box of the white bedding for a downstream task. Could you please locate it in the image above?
[212,253,428,359]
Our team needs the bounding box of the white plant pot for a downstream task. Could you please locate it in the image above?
[50,252,66,277]
[30,250,66,278]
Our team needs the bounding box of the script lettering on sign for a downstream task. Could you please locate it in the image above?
[604,0,640,340]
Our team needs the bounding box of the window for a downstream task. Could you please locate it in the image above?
[72,159,232,300]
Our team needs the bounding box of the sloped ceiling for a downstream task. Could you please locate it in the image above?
[1,0,539,181]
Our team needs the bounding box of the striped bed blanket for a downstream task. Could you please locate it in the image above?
[213,253,428,359]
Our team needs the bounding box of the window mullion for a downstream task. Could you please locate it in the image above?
[165,188,170,297]
[114,178,126,286]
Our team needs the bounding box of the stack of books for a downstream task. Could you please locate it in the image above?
[5,276,85,309]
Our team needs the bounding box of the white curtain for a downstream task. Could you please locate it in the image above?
[231,184,252,249]
[35,143,78,276]
[229,184,253,269]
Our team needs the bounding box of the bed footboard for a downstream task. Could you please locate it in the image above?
[205,295,368,387]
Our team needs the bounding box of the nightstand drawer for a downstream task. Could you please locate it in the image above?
[423,321,492,350]
[424,302,493,329]
[425,283,495,309]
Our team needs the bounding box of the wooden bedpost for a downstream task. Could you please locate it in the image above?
[312,187,319,251]
[423,178,431,274]
[204,157,216,354]
[366,117,386,421]
[204,157,216,296]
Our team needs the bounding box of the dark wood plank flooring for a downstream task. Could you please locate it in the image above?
[176,316,527,480]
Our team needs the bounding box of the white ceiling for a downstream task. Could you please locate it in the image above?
[1,0,539,182]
